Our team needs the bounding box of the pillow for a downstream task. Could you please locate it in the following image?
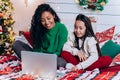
[101,40,120,58]
[112,32,120,45]
[23,32,33,46]
[110,53,120,66]
[96,26,115,43]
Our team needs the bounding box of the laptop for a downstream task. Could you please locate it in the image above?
[21,51,57,80]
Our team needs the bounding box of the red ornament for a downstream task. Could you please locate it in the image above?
[0,13,3,18]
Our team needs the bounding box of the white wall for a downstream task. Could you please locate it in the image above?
[11,0,120,35]
[11,0,44,35]
[44,0,120,34]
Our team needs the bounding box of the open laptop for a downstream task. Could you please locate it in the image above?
[21,51,57,80]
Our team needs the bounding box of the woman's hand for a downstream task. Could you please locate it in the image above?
[78,50,87,62]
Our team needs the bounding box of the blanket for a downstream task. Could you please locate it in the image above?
[0,55,120,80]
[60,68,120,80]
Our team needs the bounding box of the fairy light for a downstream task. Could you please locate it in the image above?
[24,0,28,7]
[75,0,79,3]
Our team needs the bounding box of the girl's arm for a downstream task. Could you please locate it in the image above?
[76,37,99,70]
[63,32,79,56]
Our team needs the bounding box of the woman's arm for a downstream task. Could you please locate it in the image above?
[55,24,68,56]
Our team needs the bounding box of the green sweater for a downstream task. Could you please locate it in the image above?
[34,22,68,56]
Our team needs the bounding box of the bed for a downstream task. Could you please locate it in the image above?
[2,28,119,80]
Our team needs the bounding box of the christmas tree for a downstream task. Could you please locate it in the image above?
[0,0,15,54]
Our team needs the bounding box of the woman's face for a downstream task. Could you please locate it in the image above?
[74,20,86,38]
[41,11,55,29]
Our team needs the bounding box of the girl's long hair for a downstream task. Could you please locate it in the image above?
[74,14,101,56]
[30,4,60,49]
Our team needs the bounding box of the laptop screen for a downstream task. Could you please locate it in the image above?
[21,51,57,79]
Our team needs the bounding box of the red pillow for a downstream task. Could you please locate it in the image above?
[23,32,33,46]
[110,53,120,66]
[96,26,115,43]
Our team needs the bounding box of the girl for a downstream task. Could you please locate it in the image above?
[61,14,112,71]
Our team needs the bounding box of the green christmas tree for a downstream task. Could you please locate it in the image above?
[0,0,15,54]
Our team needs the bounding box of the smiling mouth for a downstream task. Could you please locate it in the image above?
[46,24,50,27]
[76,33,81,35]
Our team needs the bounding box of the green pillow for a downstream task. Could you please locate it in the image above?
[101,40,120,58]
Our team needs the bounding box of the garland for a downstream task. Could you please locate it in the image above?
[78,0,108,11]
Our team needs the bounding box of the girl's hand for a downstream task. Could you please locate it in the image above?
[78,50,87,62]
[71,66,78,71]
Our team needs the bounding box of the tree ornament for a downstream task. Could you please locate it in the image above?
[78,0,108,11]
[0,12,3,18]
[0,25,2,34]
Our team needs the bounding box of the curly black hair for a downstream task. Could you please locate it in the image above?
[30,4,60,48]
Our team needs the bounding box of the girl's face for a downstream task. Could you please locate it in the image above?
[74,20,86,38]
[41,11,55,29]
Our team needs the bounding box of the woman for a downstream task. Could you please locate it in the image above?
[13,4,68,68]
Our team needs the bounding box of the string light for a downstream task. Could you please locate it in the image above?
[74,0,79,3]
[24,0,28,7]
